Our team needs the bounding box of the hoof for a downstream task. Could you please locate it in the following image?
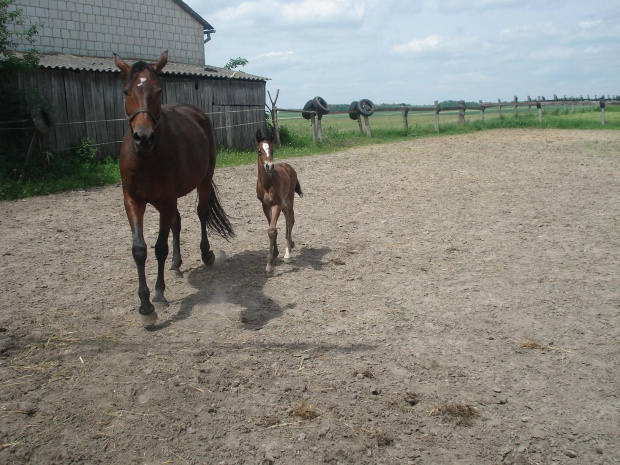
[169,269,183,278]
[284,248,291,259]
[141,311,158,328]
[202,250,215,267]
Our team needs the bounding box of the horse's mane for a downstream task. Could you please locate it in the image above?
[129,61,160,81]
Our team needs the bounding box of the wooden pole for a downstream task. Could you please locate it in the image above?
[513,96,518,117]
[401,105,409,133]
[434,100,440,132]
[600,98,606,126]
[458,100,465,125]
[497,99,503,118]
[479,100,485,121]
[363,115,372,138]
[357,116,363,135]
[537,99,542,123]
[310,113,317,143]
[527,96,532,114]
[317,114,323,142]
[268,90,281,147]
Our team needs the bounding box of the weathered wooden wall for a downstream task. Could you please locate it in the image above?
[15,69,266,158]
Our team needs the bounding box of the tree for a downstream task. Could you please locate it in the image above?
[224,57,248,70]
[0,0,41,75]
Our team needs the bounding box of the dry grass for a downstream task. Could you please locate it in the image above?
[291,399,320,420]
[429,403,480,426]
[519,340,569,352]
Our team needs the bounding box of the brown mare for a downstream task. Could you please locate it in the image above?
[255,129,302,274]
[114,51,234,327]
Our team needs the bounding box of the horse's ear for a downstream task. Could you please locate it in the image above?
[114,53,131,76]
[256,129,263,143]
[153,50,168,74]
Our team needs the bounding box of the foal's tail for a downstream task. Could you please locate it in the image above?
[206,182,235,240]
[295,179,303,198]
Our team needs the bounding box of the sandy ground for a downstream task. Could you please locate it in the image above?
[0,129,619,465]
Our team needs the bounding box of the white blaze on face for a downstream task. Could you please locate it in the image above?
[262,142,271,158]
[138,77,147,87]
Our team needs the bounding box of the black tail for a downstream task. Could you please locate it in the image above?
[206,182,235,240]
[295,179,303,197]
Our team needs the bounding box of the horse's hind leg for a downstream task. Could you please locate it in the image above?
[283,204,295,260]
[169,209,182,275]
[152,201,177,307]
[197,180,215,266]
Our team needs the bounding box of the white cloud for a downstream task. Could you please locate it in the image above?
[281,0,364,23]
[393,35,444,53]
[579,19,603,29]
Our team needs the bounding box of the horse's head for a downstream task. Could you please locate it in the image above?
[256,128,276,174]
[114,51,168,153]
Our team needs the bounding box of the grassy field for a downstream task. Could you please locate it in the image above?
[2,104,618,201]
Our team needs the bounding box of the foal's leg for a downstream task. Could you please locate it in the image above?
[169,209,182,275]
[283,201,295,260]
[197,180,215,266]
[124,195,157,327]
[266,204,282,274]
[152,201,177,307]
[262,203,278,258]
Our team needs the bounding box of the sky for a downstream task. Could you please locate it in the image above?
[184,0,620,109]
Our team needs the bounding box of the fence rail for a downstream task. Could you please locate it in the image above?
[268,94,618,144]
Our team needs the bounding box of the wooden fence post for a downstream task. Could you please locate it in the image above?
[458,100,466,125]
[401,105,409,133]
[497,99,503,118]
[513,96,518,117]
[363,115,372,137]
[268,90,281,147]
[479,100,485,121]
[357,116,363,135]
[310,113,317,143]
[536,98,542,123]
[527,96,532,114]
[600,98,606,126]
[434,100,440,132]
[317,114,324,142]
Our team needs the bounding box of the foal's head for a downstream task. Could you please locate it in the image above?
[114,50,168,153]
[256,129,276,174]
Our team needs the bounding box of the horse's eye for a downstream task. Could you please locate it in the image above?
[123,90,129,96]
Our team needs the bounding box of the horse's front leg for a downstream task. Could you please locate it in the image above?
[169,209,182,275]
[125,195,157,327]
[266,204,282,274]
[153,202,177,307]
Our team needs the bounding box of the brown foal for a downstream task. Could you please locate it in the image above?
[255,129,302,274]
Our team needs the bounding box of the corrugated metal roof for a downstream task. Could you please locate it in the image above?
[37,53,268,82]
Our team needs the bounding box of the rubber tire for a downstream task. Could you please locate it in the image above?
[313,96,330,116]
[348,101,359,120]
[302,100,315,120]
[31,104,52,135]
[357,99,375,117]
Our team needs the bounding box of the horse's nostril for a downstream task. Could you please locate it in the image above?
[133,132,141,142]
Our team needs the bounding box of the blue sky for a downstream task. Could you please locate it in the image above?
[184,0,619,109]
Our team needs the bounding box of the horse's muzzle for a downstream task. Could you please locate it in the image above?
[264,162,274,173]
[133,127,156,153]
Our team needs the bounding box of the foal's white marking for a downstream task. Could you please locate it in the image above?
[262,142,271,158]
[138,77,147,87]
[284,247,291,259]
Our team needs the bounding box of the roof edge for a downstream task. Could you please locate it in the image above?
[172,0,214,31]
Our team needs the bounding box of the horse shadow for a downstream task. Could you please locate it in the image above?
[158,246,331,331]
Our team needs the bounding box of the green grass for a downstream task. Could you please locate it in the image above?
[1,104,618,201]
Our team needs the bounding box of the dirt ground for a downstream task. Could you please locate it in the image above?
[1,129,619,465]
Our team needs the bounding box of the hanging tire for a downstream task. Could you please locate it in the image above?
[349,101,359,120]
[302,100,315,120]
[31,104,52,135]
[357,99,375,117]
[313,96,330,116]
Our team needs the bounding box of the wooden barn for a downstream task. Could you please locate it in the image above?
[7,0,268,156]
